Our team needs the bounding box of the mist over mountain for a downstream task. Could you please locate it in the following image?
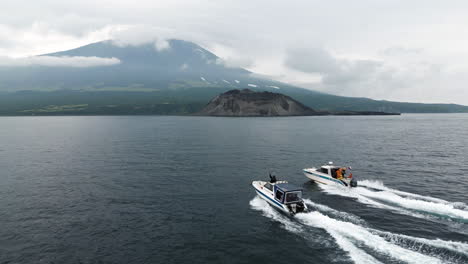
[0,39,281,91]
[0,39,467,115]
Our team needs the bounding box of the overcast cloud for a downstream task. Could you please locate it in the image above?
[1,0,468,104]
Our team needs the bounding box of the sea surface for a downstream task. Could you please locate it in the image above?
[0,114,467,264]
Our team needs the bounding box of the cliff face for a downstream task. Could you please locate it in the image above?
[198,89,317,116]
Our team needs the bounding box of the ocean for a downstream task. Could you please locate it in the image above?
[0,114,467,263]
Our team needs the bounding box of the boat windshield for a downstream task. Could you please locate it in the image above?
[285,191,302,203]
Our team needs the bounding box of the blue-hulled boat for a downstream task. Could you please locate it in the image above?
[252,175,307,215]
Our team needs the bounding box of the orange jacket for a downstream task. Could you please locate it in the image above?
[336,168,343,179]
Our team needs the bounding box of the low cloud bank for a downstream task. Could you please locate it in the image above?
[109,25,172,52]
[284,47,383,87]
[0,55,121,67]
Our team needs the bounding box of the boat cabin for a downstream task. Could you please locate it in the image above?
[320,164,349,179]
[320,165,335,176]
[264,182,303,204]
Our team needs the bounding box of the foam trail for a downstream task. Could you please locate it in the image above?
[356,187,468,221]
[296,212,443,264]
[305,198,468,257]
[249,196,302,233]
[251,196,466,263]
[250,196,381,263]
[370,229,468,257]
[360,180,467,209]
[319,184,431,220]
[319,184,468,222]
[303,199,366,225]
[325,230,381,264]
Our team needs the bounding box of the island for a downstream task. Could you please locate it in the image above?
[197,89,400,116]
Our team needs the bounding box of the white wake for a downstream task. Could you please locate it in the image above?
[306,198,468,257]
[296,211,442,264]
[303,198,367,225]
[250,196,468,264]
[250,196,381,264]
[369,229,468,257]
[249,196,302,233]
[319,180,468,222]
[359,180,467,210]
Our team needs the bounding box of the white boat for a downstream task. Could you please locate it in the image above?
[303,162,358,187]
[252,175,308,215]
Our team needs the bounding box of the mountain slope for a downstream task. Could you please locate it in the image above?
[0,39,284,91]
[0,39,467,114]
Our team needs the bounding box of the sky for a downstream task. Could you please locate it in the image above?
[1,0,468,104]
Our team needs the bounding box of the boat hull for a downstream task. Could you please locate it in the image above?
[252,182,289,213]
[255,189,290,213]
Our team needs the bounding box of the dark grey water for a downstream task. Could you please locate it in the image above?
[0,115,467,264]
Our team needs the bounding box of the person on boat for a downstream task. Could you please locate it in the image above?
[336,168,344,180]
[344,167,353,178]
[269,173,277,183]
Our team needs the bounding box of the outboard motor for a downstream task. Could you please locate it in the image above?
[295,202,306,213]
[350,178,358,187]
[287,202,306,215]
